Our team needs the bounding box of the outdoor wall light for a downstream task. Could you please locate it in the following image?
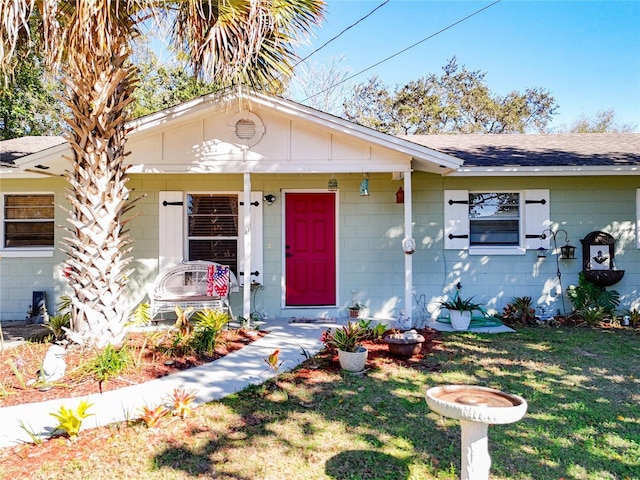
[328,176,338,191]
[263,194,276,205]
[359,174,369,196]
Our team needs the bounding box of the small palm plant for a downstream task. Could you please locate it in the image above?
[49,400,94,440]
[264,349,284,382]
[189,309,230,355]
[438,291,481,312]
[168,388,197,418]
[322,322,367,353]
[138,404,170,428]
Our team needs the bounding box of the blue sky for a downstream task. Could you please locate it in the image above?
[292,0,640,132]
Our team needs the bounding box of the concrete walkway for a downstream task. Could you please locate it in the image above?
[0,317,332,449]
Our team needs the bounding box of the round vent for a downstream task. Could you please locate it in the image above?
[235,119,256,140]
[226,112,265,147]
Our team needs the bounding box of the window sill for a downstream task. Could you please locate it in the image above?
[0,248,54,258]
[469,246,526,256]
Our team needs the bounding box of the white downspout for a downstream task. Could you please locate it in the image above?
[403,172,414,326]
[243,172,252,320]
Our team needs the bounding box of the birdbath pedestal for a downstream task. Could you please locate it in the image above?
[425,385,527,480]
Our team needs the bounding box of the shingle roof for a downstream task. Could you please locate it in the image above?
[403,133,640,167]
[0,136,66,166]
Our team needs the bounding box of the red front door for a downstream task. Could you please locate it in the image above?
[285,192,336,306]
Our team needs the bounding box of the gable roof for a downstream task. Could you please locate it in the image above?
[404,133,640,176]
[0,89,462,178]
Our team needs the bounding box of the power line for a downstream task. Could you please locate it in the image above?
[302,0,502,103]
[265,0,390,92]
[293,0,391,69]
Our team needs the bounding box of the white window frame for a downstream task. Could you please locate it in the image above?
[158,190,263,284]
[444,189,550,255]
[186,192,240,272]
[0,192,55,258]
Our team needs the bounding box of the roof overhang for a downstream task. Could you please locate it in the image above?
[451,165,640,176]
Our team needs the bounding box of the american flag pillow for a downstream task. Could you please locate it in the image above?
[207,264,229,298]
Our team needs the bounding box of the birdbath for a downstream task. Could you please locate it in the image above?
[425,385,527,480]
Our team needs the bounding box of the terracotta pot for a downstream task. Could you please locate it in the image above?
[383,334,425,358]
[348,308,360,319]
[338,346,368,372]
[449,310,472,331]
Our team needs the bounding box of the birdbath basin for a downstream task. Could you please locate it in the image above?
[426,385,527,480]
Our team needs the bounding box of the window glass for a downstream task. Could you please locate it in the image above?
[187,194,238,274]
[3,194,54,247]
[469,193,520,246]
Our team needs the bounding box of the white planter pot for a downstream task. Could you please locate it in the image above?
[338,346,368,372]
[450,310,472,331]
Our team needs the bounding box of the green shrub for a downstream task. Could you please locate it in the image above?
[86,344,132,387]
[502,296,537,327]
[189,309,230,355]
[567,272,620,315]
[45,313,70,342]
[579,306,607,325]
[621,308,640,327]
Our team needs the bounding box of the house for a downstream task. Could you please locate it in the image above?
[1,88,639,325]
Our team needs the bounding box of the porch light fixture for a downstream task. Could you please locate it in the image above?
[263,194,276,205]
[328,175,338,191]
[395,186,404,204]
[359,174,369,196]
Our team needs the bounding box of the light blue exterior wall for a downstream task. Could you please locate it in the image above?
[1,172,638,322]
[412,172,639,322]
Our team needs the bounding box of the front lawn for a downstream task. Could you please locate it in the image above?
[1,326,638,479]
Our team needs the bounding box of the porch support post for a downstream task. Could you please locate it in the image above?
[403,171,413,326]
[243,172,252,320]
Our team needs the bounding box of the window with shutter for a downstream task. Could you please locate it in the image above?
[187,194,239,275]
[2,194,54,248]
[444,189,549,255]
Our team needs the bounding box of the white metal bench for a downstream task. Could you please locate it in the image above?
[150,261,239,320]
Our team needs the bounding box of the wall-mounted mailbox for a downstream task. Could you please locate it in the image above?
[580,231,624,287]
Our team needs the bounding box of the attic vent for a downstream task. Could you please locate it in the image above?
[226,111,265,147]
[235,119,256,140]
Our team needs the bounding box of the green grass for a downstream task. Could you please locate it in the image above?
[2,327,639,479]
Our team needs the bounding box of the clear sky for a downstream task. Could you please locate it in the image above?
[292,0,640,132]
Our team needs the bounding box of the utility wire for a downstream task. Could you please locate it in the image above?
[302,0,502,103]
[266,0,390,92]
[292,0,391,69]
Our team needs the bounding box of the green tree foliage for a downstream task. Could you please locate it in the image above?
[566,109,635,133]
[342,57,558,134]
[130,45,216,119]
[0,50,63,140]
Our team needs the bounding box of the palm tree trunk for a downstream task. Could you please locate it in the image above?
[59,39,137,348]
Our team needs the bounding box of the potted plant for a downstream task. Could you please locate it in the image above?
[439,292,482,331]
[322,322,368,371]
[382,329,425,358]
[348,303,363,319]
